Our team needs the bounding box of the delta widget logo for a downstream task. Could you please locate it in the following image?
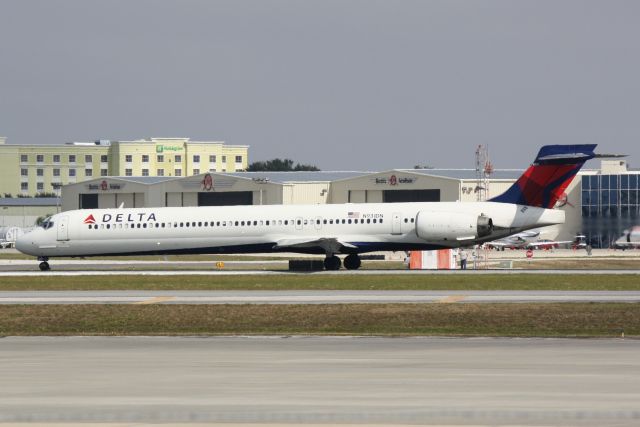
[83,214,96,224]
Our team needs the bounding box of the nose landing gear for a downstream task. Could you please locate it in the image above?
[38,257,50,271]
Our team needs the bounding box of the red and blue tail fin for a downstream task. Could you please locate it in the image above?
[490,144,596,209]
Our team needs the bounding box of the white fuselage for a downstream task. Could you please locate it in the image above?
[16,201,564,258]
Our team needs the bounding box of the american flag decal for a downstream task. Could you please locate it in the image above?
[348,211,360,219]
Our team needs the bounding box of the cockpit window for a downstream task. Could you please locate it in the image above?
[41,217,55,230]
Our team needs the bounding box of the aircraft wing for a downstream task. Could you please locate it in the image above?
[273,237,357,253]
[526,240,573,248]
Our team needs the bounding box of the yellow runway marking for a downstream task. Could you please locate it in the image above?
[437,295,467,304]
[133,296,176,305]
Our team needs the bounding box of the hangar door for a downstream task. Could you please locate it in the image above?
[383,189,440,203]
[198,191,253,206]
[79,194,99,209]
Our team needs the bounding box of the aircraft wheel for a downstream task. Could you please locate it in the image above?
[344,254,361,270]
[39,261,50,271]
[324,255,341,271]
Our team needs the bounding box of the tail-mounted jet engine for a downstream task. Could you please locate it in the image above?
[415,211,493,242]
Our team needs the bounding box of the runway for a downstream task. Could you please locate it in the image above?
[2,290,640,304]
[1,336,638,425]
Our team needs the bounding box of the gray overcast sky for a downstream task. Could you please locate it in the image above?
[1,0,639,170]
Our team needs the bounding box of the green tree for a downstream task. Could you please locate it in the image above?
[247,158,320,172]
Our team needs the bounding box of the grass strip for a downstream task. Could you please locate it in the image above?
[0,274,639,291]
[0,303,637,337]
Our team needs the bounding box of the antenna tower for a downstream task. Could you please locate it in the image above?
[475,145,493,201]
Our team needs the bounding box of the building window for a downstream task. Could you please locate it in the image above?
[37,182,44,191]
[235,155,242,163]
[69,169,76,177]
[20,154,28,163]
[36,154,44,163]
[21,182,28,191]
[69,154,76,163]
[193,169,200,175]
[36,168,44,176]
[221,155,226,162]
[142,155,149,163]
[125,169,132,176]
[175,169,182,177]
[85,169,93,177]
[193,155,200,163]
[100,155,108,162]
[53,155,60,163]
[53,168,60,177]
[21,168,28,176]
[157,169,164,176]
[175,155,182,162]
[142,169,149,176]
[100,169,108,176]
[85,154,92,163]
[157,155,164,162]
[209,155,216,163]
[125,155,133,162]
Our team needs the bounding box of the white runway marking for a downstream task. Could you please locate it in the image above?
[0,269,639,276]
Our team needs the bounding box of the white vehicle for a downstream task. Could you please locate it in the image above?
[16,144,597,271]
[614,226,640,249]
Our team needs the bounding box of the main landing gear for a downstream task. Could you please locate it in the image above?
[343,254,361,270]
[38,257,50,271]
[323,255,341,271]
[323,254,362,270]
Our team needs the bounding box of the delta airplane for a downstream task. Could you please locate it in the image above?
[17,144,597,271]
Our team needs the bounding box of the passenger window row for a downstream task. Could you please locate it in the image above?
[86,216,385,230]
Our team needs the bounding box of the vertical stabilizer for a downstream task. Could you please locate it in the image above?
[490,144,596,208]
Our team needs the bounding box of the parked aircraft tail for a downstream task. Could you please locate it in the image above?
[490,144,597,209]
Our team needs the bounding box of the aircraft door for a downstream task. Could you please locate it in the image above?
[391,212,402,235]
[57,216,70,241]
[315,217,322,230]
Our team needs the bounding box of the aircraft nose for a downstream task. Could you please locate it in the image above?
[15,233,36,255]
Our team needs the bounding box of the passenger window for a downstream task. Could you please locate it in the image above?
[266,220,270,226]
[278,220,283,225]
[192,222,196,227]
[297,220,302,225]
[217,221,221,226]
[367,219,371,224]
[380,219,383,224]
[180,222,184,227]
[137,224,141,228]
[284,220,289,225]
[162,223,166,228]
[404,218,408,223]
[348,219,352,224]
[410,218,415,223]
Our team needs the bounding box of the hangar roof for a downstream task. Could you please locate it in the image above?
[407,169,525,180]
[225,171,373,183]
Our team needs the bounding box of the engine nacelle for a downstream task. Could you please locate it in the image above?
[415,211,493,242]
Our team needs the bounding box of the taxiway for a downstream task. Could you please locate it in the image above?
[0,336,638,426]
